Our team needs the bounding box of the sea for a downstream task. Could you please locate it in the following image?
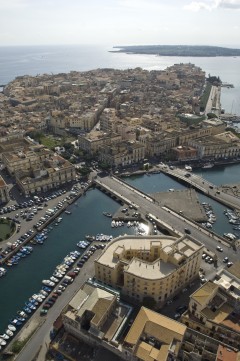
[0,44,240,351]
[0,44,240,114]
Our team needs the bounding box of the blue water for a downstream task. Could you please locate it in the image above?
[0,189,134,332]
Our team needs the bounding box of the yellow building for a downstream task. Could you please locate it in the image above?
[182,280,240,349]
[78,130,121,154]
[94,235,203,308]
[123,307,186,361]
[16,154,76,195]
[99,140,145,167]
[2,145,51,176]
[62,281,132,355]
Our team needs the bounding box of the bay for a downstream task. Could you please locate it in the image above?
[0,44,240,114]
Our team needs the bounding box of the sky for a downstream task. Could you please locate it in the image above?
[0,0,240,47]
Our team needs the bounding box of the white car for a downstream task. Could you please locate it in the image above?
[216,246,223,252]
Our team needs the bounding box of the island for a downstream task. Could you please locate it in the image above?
[111,45,240,57]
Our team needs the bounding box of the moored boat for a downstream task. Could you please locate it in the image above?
[202,163,214,169]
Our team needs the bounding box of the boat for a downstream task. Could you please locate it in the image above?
[57,217,62,223]
[0,267,7,277]
[65,210,72,215]
[0,334,9,340]
[223,233,236,240]
[42,279,55,287]
[103,212,112,218]
[17,310,27,318]
[5,329,13,337]
[202,163,214,169]
[0,338,7,346]
[111,220,116,227]
[7,324,16,332]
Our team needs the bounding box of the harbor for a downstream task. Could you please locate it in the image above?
[1,163,240,355]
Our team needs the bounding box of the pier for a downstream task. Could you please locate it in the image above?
[94,175,231,248]
[159,165,240,211]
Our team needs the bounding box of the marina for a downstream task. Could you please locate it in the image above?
[1,163,240,347]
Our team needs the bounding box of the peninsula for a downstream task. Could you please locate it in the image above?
[112,45,240,57]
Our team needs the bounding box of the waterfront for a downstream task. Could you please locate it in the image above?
[1,165,239,334]
[0,45,240,115]
[0,189,135,333]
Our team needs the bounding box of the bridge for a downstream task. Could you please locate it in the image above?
[158,165,240,211]
[94,175,236,255]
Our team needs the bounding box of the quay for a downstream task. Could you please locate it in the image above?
[158,165,240,211]
[94,175,231,248]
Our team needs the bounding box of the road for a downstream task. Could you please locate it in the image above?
[95,175,239,267]
[15,248,98,361]
[159,165,240,211]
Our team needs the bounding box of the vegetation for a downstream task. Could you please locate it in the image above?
[113,45,240,57]
[199,83,212,112]
[207,74,222,86]
[0,217,15,241]
[27,131,76,150]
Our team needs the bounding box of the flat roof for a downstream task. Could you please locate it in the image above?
[96,235,202,280]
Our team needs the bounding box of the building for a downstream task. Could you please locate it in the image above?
[78,130,121,155]
[189,131,240,160]
[61,281,132,359]
[94,235,204,308]
[15,154,76,195]
[171,145,198,161]
[181,279,240,350]
[99,140,145,167]
[123,306,187,361]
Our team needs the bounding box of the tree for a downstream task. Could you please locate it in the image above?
[142,296,156,309]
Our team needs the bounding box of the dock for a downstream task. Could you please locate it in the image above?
[158,165,240,211]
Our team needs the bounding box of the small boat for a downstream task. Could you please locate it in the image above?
[42,279,55,287]
[202,163,214,169]
[65,210,72,215]
[0,334,9,340]
[5,329,13,337]
[17,311,27,318]
[111,220,116,227]
[0,267,7,277]
[0,338,7,346]
[8,324,16,332]
[57,217,62,223]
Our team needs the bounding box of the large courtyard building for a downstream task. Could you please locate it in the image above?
[94,235,204,308]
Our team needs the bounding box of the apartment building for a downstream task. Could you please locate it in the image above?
[189,131,240,160]
[94,235,203,308]
[181,278,240,350]
[78,130,121,154]
[99,140,145,167]
[61,281,132,359]
[123,306,187,361]
[2,145,52,176]
[16,154,76,195]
